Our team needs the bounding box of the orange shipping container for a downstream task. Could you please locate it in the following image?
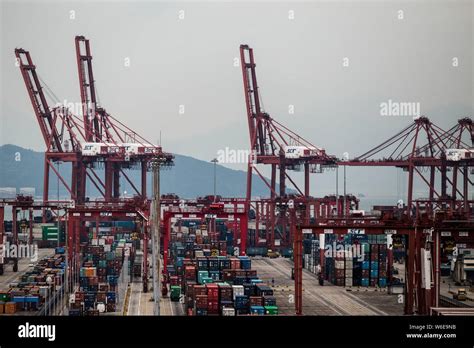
[5,302,16,314]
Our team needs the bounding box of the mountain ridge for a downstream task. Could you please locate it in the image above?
[0,144,289,199]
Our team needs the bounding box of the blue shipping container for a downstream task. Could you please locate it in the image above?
[250,305,265,315]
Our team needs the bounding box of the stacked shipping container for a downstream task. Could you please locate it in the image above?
[168,223,278,316]
[304,234,389,288]
[69,224,137,316]
[0,252,65,315]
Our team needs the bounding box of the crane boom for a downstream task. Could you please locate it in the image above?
[75,35,100,142]
[15,48,63,152]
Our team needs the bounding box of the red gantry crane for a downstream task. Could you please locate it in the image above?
[15,36,173,207]
[341,116,473,218]
[15,36,174,292]
[240,45,356,251]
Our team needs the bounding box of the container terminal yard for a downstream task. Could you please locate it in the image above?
[0,32,472,321]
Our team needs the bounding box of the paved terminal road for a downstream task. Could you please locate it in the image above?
[127,281,154,315]
[252,257,402,316]
[128,257,403,316]
[159,295,185,316]
[127,281,143,315]
[0,248,55,288]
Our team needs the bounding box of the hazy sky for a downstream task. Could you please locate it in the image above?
[1,0,472,200]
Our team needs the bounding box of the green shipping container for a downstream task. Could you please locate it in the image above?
[197,271,209,284]
[361,243,370,253]
[42,226,65,242]
[0,293,9,302]
[170,286,181,301]
[264,306,278,315]
[201,277,213,285]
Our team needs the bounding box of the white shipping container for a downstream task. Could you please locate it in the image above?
[122,143,140,155]
[345,260,353,269]
[446,148,473,161]
[104,244,111,252]
[19,187,35,196]
[284,145,318,159]
[98,238,106,246]
[345,270,353,277]
[232,285,244,300]
[345,278,353,287]
[81,142,103,156]
[222,307,235,316]
[97,303,106,313]
[0,187,16,198]
[91,239,98,246]
[335,261,345,269]
[39,286,50,298]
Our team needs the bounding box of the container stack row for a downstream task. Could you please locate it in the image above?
[0,251,65,315]
[303,234,389,288]
[167,225,278,316]
[69,233,135,316]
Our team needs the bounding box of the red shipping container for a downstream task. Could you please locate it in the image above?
[193,285,207,298]
[170,276,179,286]
[206,283,219,300]
[207,300,219,314]
[183,258,194,266]
[195,295,208,309]
[186,282,196,297]
[246,270,257,278]
[222,270,235,281]
[249,296,263,306]
[218,284,233,302]
[235,270,246,277]
[335,269,345,278]
[230,258,240,270]
[75,291,85,302]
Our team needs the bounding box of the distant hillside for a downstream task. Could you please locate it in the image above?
[0,144,290,199]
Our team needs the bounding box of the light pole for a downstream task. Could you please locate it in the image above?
[336,166,339,216]
[211,158,218,201]
[57,162,60,248]
[343,165,347,217]
[46,275,53,316]
[151,158,164,316]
